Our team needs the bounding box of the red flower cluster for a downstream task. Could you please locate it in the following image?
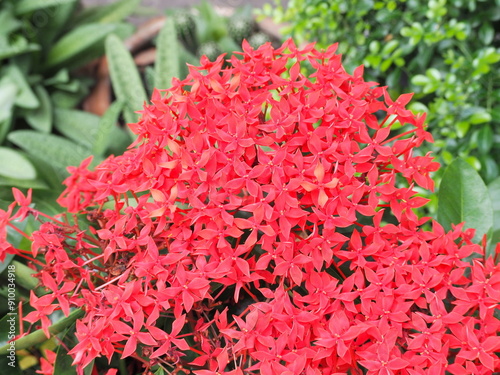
[2,40,499,375]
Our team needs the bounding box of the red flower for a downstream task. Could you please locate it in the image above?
[1,39,498,375]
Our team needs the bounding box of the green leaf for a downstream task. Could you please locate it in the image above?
[469,111,492,124]
[7,131,94,175]
[46,23,120,69]
[479,23,494,45]
[4,65,38,109]
[37,2,77,49]
[74,0,141,25]
[0,7,21,35]
[0,175,48,189]
[437,158,493,243]
[50,90,86,110]
[53,108,100,149]
[44,70,70,86]
[0,35,39,60]
[0,147,36,180]
[155,18,180,90]
[487,177,500,258]
[25,85,52,133]
[0,79,17,143]
[53,327,88,375]
[426,68,442,82]
[15,0,77,15]
[479,154,499,183]
[477,125,493,154]
[92,100,124,156]
[106,34,147,126]
[408,101,428,114]
[381,40,399,56]
[411,74,428,86]
[456,121,470,138]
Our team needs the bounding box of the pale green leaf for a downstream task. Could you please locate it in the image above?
[4,65,38,109]
[92,100,124,155]
[106,34,147,126]
[54,108,100,149]
[155,18,180,90]
[7,131,94,174]
[0,147,36,180]
[25,85,52,133]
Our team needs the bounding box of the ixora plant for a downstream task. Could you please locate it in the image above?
[0,40,499,375]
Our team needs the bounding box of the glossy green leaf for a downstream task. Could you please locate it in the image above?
[438,158,493,243]
[487,177,500,258]
[15,0,76,15]
[46,23,120,68]
[155,18,180,90]
[381,39,399,56]
[479,23,494,45]
[0,147,36,180]
[477,125,493,154]
[411,74,428,86]
[479,154,499,183]
[106,34,147,126]
[408,101,428,114]
[469,111,492,124]
[25,85,52,133]
[7,131,93,174]
[92,100,124,156]
[426,68,441,81]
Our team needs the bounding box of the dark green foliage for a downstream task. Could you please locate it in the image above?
[262,0,500,184]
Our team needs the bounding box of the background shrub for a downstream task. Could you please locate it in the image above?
[261,0,500,184]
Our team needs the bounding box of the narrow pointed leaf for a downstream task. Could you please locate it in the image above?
[7,131,95,174]
[25,85,52,133]
[106,34,147,126]
[155,18,180,90]
[46,23,120,68]
[92,100,125,155]
[54,108,100,149]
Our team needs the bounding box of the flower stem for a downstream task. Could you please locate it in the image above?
[0,308,84,355]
